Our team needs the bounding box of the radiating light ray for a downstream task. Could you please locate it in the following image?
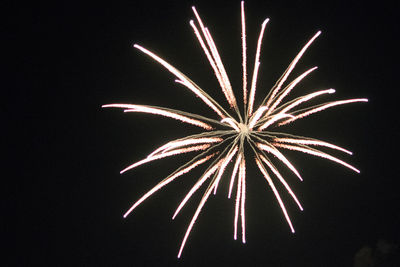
[228,153,242,199]
[248,18,269,116]
[259,154,303,210]
[234,157,243,240]
[273,143,360,173]
[172,160,223,220]
[204,28,241,119]
[254,89,336,130]
[258,113,295,130]
[133,44,227,119]
[221,118,240,132]
[126,105,224,126]
[273,89,336,116]
[191,6,238,112]
[203,27,237,107]
[264,31,321,109]
[148,137,223,158]
[120,144,212,174]
[256,158,295,233]
[256,142,303,181]
[147,131,233,158]
[248,61,260,113]
[240,158,246,243]
[104,2,366,258]
[213,145,238,194]
[103,104,213,130]
[265,66,318,116]
[177,172,220,258]
[274,137,353,155]
[241,1,247,104]
[191,19,235,110]
[248,106,268,129]
[191,6,206,33]
[279,98,368,126]
[190,20,227,103]
[123,154,215,218]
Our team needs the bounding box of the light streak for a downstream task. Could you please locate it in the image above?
[258,113,295,131]
[265,67,318,116]
[228,153,242,199]
[248,106,269,129]
[274,89,336,116]
[213,146,238,194]
[132,44,227,119]
[234,157,243,241]
[247,19,269,116]
[241,1,247,104]
[123,154,215,218]
[191,7,238,110]
[172,160,223,220]
[263,31,322,110]
[274,137,353,155]
[103,104,213,130]
[120,144,211,174]
[259,155,303,211]
[221,118,240,132]
[257,142,303,181]
[279,98,368,125]
[256,158,295,233]
[148,137,223,158]
[273,143,360,173]
[240,158,246,243]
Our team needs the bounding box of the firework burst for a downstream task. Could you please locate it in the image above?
[103,2,367,258]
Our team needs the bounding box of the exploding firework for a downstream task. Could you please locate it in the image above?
[103,2,367,258]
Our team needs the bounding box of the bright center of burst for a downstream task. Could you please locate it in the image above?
[238,123,250,136]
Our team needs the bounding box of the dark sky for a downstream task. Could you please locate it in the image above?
[11,0,399,266]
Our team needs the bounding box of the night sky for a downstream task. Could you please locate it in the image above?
[12,0,399,266]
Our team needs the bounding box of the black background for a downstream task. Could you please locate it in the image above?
[11,0,399,266]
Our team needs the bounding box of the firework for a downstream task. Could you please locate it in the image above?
[103,2,367,258]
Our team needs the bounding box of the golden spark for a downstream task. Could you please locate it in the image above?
[103,2,367,258]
